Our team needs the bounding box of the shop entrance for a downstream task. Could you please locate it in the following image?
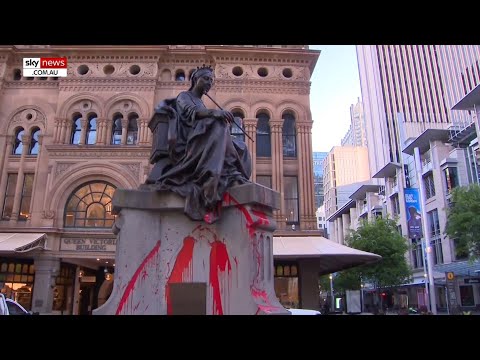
[79,283,95,315]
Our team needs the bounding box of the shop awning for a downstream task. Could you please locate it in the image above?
[0,233,47,253]
[273,236,381,275]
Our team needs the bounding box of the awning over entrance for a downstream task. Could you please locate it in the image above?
[434,260,480,277]
[0,233,47,253]
[273,236,381,275]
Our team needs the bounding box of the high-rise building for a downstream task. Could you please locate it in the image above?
[323,146,370,219]
[341,98,367,147]
[353,45,480,312]
[356,45,480,177]
[313,151,328,208]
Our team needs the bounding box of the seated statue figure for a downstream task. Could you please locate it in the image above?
[145,65,252,223]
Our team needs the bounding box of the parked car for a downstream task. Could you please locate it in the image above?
[287,308,322,315]
[0,293,31,315]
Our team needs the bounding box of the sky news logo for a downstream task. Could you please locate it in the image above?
[23,57,68,77]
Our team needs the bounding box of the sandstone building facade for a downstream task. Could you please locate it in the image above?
[0,45,320,314]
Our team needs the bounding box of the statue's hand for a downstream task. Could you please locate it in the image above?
[212,110,233,124]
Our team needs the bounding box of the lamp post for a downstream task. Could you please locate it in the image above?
[414,146,437,314]
[329,274,334,313]
[360,283,364,313]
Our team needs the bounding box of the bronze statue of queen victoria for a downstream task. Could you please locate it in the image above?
[145,65,252,224]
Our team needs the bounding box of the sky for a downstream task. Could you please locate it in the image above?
[308,45,362,153]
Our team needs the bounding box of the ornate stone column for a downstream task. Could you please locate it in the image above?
[78,118,88,145]
[269,119,285,228]
[60,118,69,145]
[27,134,44,225]
[96,118,107,145]
[0,135,15,214]
[138,118,149,145]
[296,123,316,230]
[121,118,129,145]
[63,118,74,144]
[53,117,61,144]
[243,118,257,182]
[9,134,31,222]
[104,118,114,145]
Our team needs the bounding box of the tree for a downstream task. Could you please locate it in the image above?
[445,184,480,260]
[330,270,362,293]
[343,216,412,310]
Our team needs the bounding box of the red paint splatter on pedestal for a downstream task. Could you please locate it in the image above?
[165,236,195,315]
[116,240,161,315]
[209,240,232,315]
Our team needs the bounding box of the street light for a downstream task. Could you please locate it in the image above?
[360,283,364,313]
[329,274,334,313]
[414,146,438,314]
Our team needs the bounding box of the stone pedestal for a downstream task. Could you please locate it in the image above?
[93,183,289,315]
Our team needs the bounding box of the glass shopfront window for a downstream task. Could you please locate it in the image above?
[460,285,475,307]
[53,263,75,313]
[0,258,34,310]
[274,262,299,308]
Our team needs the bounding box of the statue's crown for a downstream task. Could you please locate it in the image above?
[190,64,213,79]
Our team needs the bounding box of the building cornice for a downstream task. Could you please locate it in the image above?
[205,46,319,74]
[45,145,151,159]
[3,81,59,89]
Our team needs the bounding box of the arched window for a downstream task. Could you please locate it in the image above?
[175,70,186,81]
[161,69,171,81]
[111,114,123,145]
[126,114,138,145]
[231,110,245,142]
[29,128,40,155]
[282,112,297,157]
[86,114,97,145]
[71,114,82,145]
[64,181,117,228]
[13,128,25,155]
[256,112,271,157]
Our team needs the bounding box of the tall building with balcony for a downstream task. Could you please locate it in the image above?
[351,45,480,312]
[356,45,480,178]
[0,45,324,314]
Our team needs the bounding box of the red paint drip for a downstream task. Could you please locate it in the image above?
[116,240,161,315]
[225,191,277,315]
[224,192,270,237]
[209,241,231,315]
[165,236,195,315]
[252,209,269,226]
[251,288,283,314]
[252,236,262,281]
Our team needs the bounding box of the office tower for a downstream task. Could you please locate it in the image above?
[323,146,370,218]
[313,151,328,208]
[341,98,367,147]
[357,45,480,177]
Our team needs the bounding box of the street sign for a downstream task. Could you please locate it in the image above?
[445,271,460,314]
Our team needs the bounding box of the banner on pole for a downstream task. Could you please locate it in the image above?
[404,188,423,239]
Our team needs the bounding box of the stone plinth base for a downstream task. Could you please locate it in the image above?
[93,183,289,315]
